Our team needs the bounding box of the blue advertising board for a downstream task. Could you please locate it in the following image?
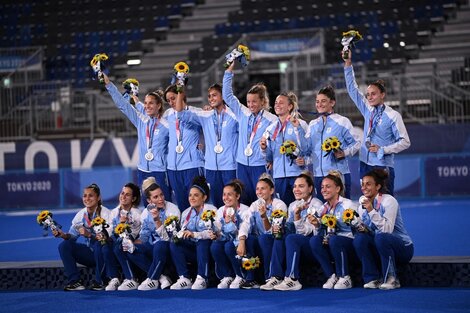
[0,172,61,208]
[425,155,470,196]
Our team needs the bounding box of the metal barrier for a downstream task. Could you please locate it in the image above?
[283,59,470,124]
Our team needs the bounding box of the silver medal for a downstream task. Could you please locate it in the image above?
[214,142,224,154]
[175,143,184,154]
[244,145,253,156]
[144,151,154,161]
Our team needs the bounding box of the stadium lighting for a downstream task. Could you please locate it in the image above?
[3,77,11,88]
[383,42,390,48]
[127,59,142,66]
[400,41,406,47]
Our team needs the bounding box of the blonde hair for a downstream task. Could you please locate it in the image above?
[325,170,345,197]
[142,177,157,194]
[248,83,270,110]
[278,91,299,115]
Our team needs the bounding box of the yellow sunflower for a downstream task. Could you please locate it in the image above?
[122,78,139,87]
[114,223,130,235]
[174,61,189,73]
[238,44,250,61]
[37,210,51,224]
[202,210,216,222]
[342,209,355,224]
[90,53,109,67]
[92,216,105,226]
[342,30,363,40]
[242,260,253,271]
[164,215,179,226]
[330,137,341,150]
[321,139,332,152]
[279,146,286,154]
[271,209,287,219]
[321,214,337,228]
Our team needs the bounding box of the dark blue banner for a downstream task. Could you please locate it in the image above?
[425,155,470,196]
[0,172,61,208]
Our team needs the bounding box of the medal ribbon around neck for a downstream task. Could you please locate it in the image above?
[146,118,158,150]
[271,115,290,141]
[367,105,385,139]
[213,108,226,144]
[247,111,264,146]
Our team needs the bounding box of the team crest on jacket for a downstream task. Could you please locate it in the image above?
[287,127,294,135]
[326,127,332,133]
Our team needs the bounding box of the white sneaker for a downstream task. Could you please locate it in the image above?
[380,276,401,290]
[322,274,338,289]
[363,279,381,289]
[229,276,246,289]
[159,275,172,290]
[191,275,207,290]
[260,277,282,291]
[138,278,159,291]
[217,277,234,289]
[118,279,139,291]
[170,276,192,290]
[105,278,120,291]
[334,275,352,289]
[273,277,302,291]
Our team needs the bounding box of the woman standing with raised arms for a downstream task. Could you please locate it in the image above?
[163,84,205,211]
[103,73,171,202]
[223,62,277,205]
[343,51,410,195]
[174,82,239,209]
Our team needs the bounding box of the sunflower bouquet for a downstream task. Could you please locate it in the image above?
[321,136,344,160]
[343,208,368,233]
[201,209,217,231]
[224,44,250,68]
[122,78,139,105]
[280,140,300,165]
[114,223,135,253]
[238,255,261,271]
[171,61,189,92]
[321,214,337,245]
[90,53,109,84]
[341,30,363,59]
[164,215,182,243]
[91,216,109,245]
[37,210,61,236]
[270,209,288,239]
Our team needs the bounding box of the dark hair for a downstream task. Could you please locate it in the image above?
[191,176,210,199]
[318,85,336,101]
[278,91,298,114]
[208,83,222,94]
[224,179,244,196]
[296,171,315,189]
[124,182,141,207]
[323,170,345,197]
[369,79,386,93]
[258,173,275,189]
[146,90,165,117]
[164,84,187,103]
[247,83,270,109]
[364,169,389,194]
[85,183,102,215]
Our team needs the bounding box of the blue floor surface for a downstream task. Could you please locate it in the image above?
[1,288,469,313]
